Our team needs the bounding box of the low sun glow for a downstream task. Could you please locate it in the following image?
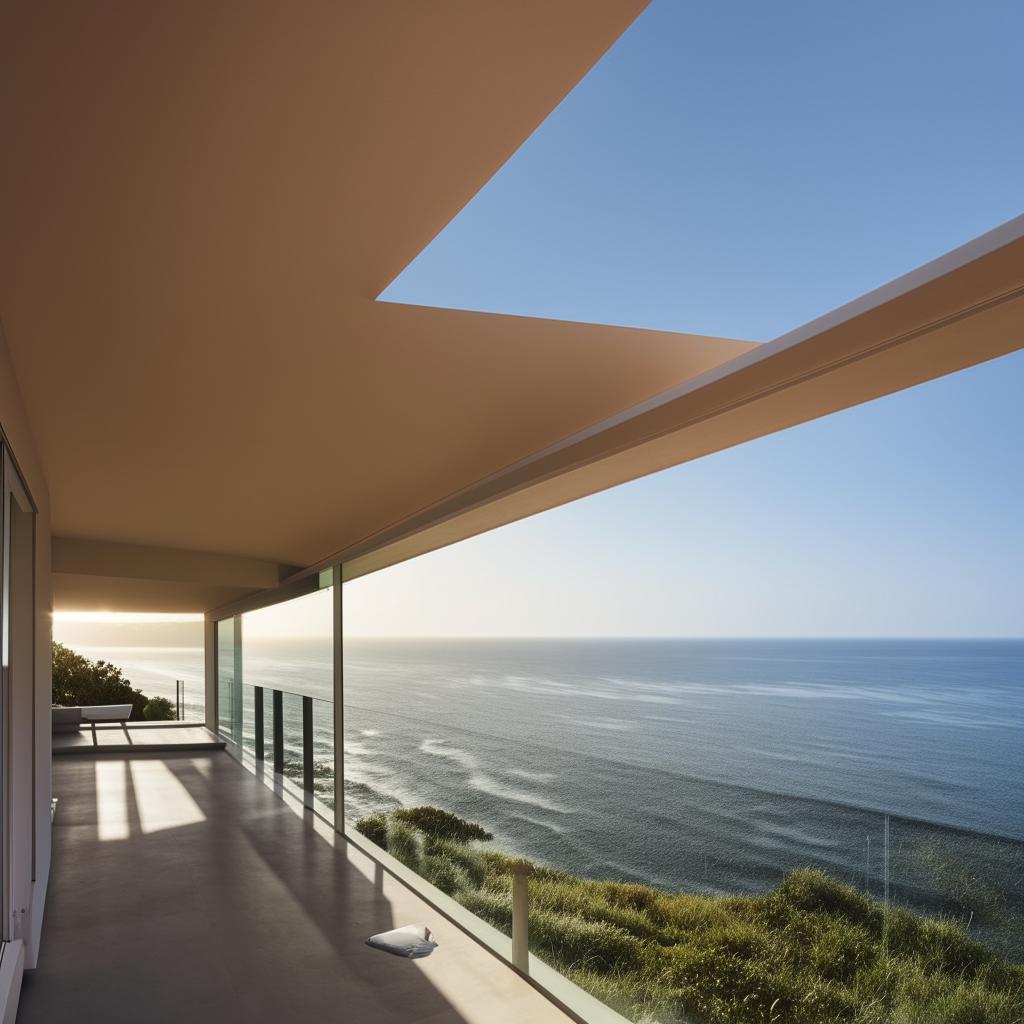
[54,611,203,623]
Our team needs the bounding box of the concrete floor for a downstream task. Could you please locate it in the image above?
[21,753,572,1024]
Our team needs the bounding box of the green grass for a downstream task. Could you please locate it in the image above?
[356,808,1024,1024]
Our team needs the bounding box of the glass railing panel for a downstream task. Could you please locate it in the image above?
[215,617,235,741]
[262,687,276,768]
[312,697,335,812]
[280,690,304,789]
[240,684,256,757]
[235,681,335,817]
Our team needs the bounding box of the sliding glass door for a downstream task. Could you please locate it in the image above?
[216,618,237,742]
[1,445,35,941]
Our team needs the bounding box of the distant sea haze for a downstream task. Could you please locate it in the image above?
[80,637,1024,959]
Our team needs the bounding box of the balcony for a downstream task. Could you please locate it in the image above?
[21,749,576,1024]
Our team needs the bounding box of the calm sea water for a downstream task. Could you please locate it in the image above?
[80,638,1024,957]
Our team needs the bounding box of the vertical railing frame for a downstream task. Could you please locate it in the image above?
[302,695,314,794]
[254,686,264,760]
[272,689,284,775]
[332,564,344,834]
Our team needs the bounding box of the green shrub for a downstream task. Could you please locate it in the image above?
[420,853,472,896]
[529,877,665,942]
[142,696,175,721]
[663,942,806,1022]
[889,962,1024,1024]
[910,918,1009,982]
[393,806,493,843]
[775,868,876,928]
[422,837,488,887]
[530,909,647,973]
[566,967,681,1024]
[808,918,877,983]
[385,819,421,872]
[355,813,389,849]
[459,888,512,932]
[604,880,663,914]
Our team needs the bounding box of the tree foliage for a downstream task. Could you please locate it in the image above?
[142,696,175,721]
[51,642,174,721]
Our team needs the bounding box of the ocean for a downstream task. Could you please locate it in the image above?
[76,637,1024,958]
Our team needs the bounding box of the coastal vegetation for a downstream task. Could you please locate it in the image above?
[51,641,175,721]
[356,806,1024,1024]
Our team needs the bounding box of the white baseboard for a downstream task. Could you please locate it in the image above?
[0,941,25,1024]
[24,869,49,970]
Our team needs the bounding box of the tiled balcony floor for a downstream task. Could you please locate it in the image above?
[20,753,572,1024]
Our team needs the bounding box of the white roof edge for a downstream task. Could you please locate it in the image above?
[768,211,1024,351]
[503,211,1024,469]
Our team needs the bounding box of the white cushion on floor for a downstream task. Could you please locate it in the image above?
[366,924,438,959]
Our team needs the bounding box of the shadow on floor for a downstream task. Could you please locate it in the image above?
[18,752,479,1024]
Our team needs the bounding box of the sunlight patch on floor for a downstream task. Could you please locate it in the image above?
[94,760,130,841]
[129,759,205,834]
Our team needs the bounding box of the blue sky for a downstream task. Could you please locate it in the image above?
[382,0,1024,340]
[342,0,1024,638]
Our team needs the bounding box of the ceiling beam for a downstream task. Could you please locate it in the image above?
[53,537,299,612]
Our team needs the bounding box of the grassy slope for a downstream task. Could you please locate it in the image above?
[357,810,1024,1024]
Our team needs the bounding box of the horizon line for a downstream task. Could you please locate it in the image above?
[340,633,1024,641]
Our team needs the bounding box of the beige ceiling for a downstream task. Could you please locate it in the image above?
[2,3,1021,614]
[1,1,758,612]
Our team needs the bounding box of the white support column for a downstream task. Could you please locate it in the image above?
[232,613,243,744]
[204,616,216,733]
[332,564,344,834]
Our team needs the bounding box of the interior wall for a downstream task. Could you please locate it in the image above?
[0,325,53,974]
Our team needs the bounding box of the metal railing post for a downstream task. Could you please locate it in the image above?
[302,695,314,794]
[511,861,531,974]
[272,689,284,775]
[254,686,264,760]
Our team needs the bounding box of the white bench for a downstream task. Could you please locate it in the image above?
[80,704,134,723]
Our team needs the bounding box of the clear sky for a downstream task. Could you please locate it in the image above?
[57,1,1024,643]
[346,0,1024,638]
